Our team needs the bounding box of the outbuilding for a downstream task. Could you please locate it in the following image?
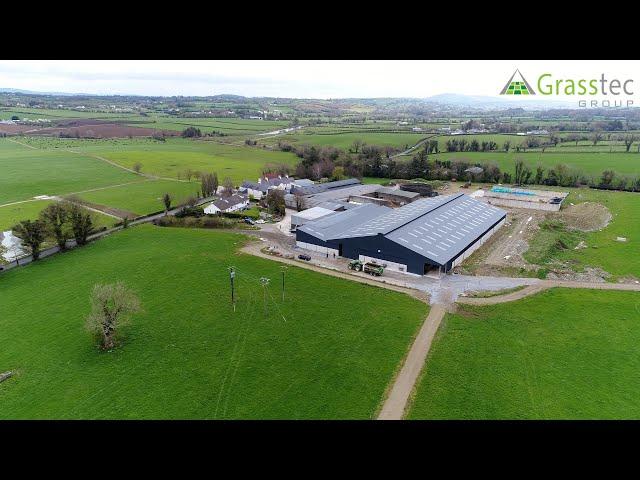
[296,193,506,275]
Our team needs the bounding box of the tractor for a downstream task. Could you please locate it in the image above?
[348,259,363,271]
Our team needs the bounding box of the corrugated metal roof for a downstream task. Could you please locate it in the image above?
[291,178,360,196]
[375,186,420,199]
[303,184,381,207]
[385,195,505,264]
[340,194,463,238]
[298,203,391,241]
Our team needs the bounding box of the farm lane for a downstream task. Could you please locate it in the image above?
[377,304,446,420]
[241,235,640,303]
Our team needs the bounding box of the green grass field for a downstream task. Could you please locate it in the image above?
[18,137,299,184]
[407,288,640,419]
[0,225,427,419]
[0,199,116,232]
[529,187,640,280]
[258,131,428,150]
[76,179,201,216]
[0,138,138,205]
[431,151,640,177]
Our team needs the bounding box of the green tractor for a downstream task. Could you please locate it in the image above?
[348,259,363,271]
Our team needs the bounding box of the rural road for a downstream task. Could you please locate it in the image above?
[377,304,446,420]
[391,134,437,158]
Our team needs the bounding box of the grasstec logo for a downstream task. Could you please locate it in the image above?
[500,68,636,107]
[500,69,536,95]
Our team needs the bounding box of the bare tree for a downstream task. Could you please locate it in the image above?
[86,282,142,350]
[591,130,604,146]
[623,134,636,153]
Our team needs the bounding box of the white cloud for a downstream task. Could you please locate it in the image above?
[1,60,639,99]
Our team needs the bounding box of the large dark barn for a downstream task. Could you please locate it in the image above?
[295,193,507,275]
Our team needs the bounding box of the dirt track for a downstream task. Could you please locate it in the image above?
[458,279,640,305]
[377,304,445,420]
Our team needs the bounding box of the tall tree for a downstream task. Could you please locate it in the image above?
[68,204,93,246]
[201,172,219,197]
[162,193,172,214]
[86,282,142,350]
[39,203,69,250]
[623,134,636,153]
[221,177,234,198]
[12,219,47,260]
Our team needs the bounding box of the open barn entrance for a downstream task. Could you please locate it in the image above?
[424,263,442,279]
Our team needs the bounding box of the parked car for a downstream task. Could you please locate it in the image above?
[244,218,255,225]
[298,254,311,261]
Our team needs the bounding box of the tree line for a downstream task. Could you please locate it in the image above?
[277,140,640,193]
[10,202,95,263]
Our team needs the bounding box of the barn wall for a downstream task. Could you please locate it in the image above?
[447,216,506,270]
[340,235,438,275]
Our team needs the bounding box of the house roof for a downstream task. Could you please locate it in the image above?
[211,194,248,210]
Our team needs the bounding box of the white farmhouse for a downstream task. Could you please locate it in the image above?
[204,195,250,214]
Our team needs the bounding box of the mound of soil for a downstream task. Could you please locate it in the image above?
[560,202,612,232]
[546,266,611,283]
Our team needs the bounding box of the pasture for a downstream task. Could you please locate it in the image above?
[529,187,640,280]
[0,225,427,419]
[0,138,138,205]
[430,151,640,177]
[75,179,201,216]
[18,137,299,183]
[257,131,429,150]
[407,288,640,419]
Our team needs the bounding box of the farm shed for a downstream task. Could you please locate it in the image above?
[285,183,381,209]
[296,193,506,275]
[291,206,336,230]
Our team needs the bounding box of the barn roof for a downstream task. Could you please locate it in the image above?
[298,203,391,241]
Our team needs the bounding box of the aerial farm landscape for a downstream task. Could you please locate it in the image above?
[1,61,639,420]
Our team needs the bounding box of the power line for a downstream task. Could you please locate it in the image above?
[259,277,270,318]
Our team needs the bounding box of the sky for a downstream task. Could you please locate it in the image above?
[1,60,640,99]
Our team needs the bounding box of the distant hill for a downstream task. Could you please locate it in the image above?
[425,93,572,109]
[0,87,89,96]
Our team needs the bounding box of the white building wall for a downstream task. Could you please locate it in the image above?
[358,254,419,276]
[296,241,339,257]
[451,217,506,268]
[204,204,221,214]
[484,197,561,212]
[247,188,264,200]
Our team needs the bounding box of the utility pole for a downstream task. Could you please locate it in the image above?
[228,266,236,312]
[281,266,287,301]
[259,277,270,317]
